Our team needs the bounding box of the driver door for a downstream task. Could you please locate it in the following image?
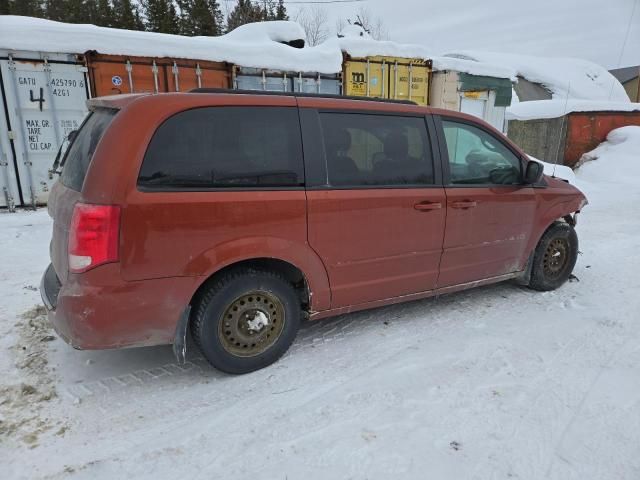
[436,116,537,288]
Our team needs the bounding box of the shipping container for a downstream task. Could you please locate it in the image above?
[233,67,340,95]
[429,70,512,132]
[0,50,90,207]
[84,52,230,97]
[507,111,640,167]
[343,56,432,105]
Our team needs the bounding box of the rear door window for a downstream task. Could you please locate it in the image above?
[318,113,435,187]
[139,107,304,189]
[61,109,117,191]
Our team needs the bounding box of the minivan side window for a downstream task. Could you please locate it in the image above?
[318,113,435,187]
[442,120,522,185]
[139,107,303,189]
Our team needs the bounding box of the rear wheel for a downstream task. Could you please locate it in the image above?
[193,269,301,374]
[528,222,578,291]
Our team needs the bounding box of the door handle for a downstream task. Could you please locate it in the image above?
[450,200,478,209]
[414,201,442,212]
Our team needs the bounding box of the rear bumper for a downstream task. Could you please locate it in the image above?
[40,263,200,350]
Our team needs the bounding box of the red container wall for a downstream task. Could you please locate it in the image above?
[85,53,230,97]
[565,111,640,167]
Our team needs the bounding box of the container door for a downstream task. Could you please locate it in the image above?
[295,75,341,95]
[390,60,429,105]
[0,58,89,205]
[460,92,487,121]
[89,58,166,96]
[485,91,506,132]
[0,90,21,209]
[344,58,387,99]
[177,61,229,91]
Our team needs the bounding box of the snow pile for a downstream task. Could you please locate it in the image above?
[223,20,305,44]
[507,99,640,121]
[447,51,629,102]
[577,126,640,187]
[0,16,343,74]
[432,56,515,81]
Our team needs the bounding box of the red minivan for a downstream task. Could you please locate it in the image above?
[41,91,587,374]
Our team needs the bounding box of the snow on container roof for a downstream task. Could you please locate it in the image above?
[431,56,515,81]
[337,24,513,80]
[0,16,343,74]
[338,24,431,60]
[507,99,640,121]
[446,51,629,102]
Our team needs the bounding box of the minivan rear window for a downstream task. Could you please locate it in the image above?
[61,109,117,192]
[138,107,304,189]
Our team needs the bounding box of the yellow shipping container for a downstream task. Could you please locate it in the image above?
[343,56,432,105]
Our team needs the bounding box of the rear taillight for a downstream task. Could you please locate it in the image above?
[68,203,121,273]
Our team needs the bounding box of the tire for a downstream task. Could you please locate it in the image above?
[192,268,301,374]
[528,222,578,292]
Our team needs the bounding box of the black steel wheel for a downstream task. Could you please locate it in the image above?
[193,269,301,374]
[529,222,578,291]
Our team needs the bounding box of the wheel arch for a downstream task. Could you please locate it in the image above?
[188,257,322,322]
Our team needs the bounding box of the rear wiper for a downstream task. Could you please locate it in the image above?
[49,130,78,178]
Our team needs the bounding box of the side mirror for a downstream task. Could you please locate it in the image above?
[524,161,544,184]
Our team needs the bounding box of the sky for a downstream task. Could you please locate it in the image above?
[283,0,640,69]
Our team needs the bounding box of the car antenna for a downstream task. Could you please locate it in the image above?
[552,81,571,178]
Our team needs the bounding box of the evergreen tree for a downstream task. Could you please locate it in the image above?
[44,0,66,21]
[9,0,43,17]
[113,0,140,30]
[144,0,179,33]
[179,0,223,36]
[0,0,10,15]
[226,0,263,32]
[275,0,286,20]
[94,0,114,27]
[64,0,94,24]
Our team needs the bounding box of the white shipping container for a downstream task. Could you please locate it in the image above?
[0,50,89,207]
[0,92,20,209]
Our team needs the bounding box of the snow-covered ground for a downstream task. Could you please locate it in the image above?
[2,129,640,479]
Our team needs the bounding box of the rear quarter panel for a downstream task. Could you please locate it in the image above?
[81,93,331,311]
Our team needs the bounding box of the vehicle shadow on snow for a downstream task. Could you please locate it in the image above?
[49,281,541,401]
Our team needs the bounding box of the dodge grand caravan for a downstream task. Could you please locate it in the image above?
[41,91,588,374]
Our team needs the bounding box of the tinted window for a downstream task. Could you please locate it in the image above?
[61,109,117,191]
[139,107,303,189]
[319,113,434,187]
[443,120,522,185]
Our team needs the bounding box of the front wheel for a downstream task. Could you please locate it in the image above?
[528,222,579,291]
[192,269,301,374]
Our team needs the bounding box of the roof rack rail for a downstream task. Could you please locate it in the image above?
[188,88,418,106]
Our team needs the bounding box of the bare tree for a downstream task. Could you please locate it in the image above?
[352,7,389,40]
[335,17,346,37]
[294,5,330,46]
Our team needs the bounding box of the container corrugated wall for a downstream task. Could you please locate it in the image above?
[234,67,340,95]
[0,50,90,208]
[343,56,432,105]
[85,53,231,96]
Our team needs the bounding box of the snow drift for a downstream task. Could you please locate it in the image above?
[577,126,640,186]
